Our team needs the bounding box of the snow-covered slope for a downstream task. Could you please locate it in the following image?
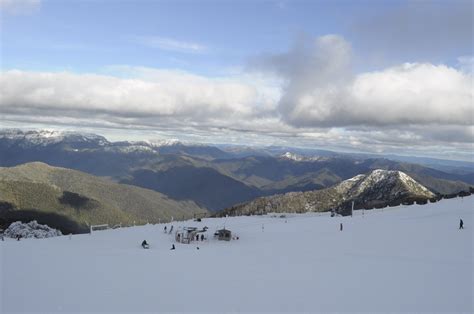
[1,197,472,313]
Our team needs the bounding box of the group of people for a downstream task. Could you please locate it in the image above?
[195,234,205,241]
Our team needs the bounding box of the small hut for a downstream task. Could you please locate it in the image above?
[175,226,208,244]
[175,227,197,244]
[216,228,232,241]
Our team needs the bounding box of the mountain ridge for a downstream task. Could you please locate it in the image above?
[0,162,207,233]
[220,169,436,217]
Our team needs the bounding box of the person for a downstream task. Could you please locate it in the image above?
[169,225,173,234]
[460,219,464,230]
[196,234,199,241]
[200,234,204,241]
[141,240,149,249]
[170,244,175,250]
[164,226,167,233]
[340,223,343,231]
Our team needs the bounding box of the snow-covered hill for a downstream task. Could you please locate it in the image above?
[336,169,435,200]
[223,169,436,216]
[1,196,472,313]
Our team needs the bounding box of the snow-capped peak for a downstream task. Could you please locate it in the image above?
[0,129,109,146]
[336,169,434,199]
[143,138,182,147]
[281,152,304,161]
[280,152,326,162]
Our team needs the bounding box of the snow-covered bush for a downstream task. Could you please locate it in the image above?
[4,221,62,239]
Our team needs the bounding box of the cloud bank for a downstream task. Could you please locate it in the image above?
[1,35,472,159]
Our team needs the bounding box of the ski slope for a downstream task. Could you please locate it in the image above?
[1,197,473,313]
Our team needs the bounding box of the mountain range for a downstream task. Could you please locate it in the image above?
[1,129,472,214]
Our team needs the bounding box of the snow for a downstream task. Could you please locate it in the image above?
[4,221,62,239]
[1,197,472,313]
[280,152,326,162]
[144,138,182,147]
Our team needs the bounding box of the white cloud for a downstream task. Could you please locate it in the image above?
[251,35,473,128]
[0,68,278,126]
[348,63,472,126]
[134,36,208,53]
[0,0,40,14]
[1,34,472,160]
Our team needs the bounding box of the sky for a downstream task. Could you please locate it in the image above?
[0,0,472,161]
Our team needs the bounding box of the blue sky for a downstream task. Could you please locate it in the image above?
[0,0,473,160]
[3,0,469,73]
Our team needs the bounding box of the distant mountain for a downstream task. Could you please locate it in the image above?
[220,170,436,217]
[1,129,472,213]
[0,129,109,148]
[122,166,260,211]
[0,162,206,233]
[0,129,229,176]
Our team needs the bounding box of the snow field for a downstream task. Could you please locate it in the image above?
[1,197,472,313]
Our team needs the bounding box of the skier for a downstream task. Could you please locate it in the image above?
[164,226,167,233]
[200,234,204,241]
[196,234,199,241]
[169,225,173,234]
[340,223,343,231]
[170,244,175,250]
[141,240,149,249]
[459,219,464,229]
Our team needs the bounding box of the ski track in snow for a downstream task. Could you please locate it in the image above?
[1,197,473,313]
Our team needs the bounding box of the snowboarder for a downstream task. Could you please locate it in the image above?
[170,244,175,250]
[141,240,149,249]
[340,223,343,231]
[459,219,464,229]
